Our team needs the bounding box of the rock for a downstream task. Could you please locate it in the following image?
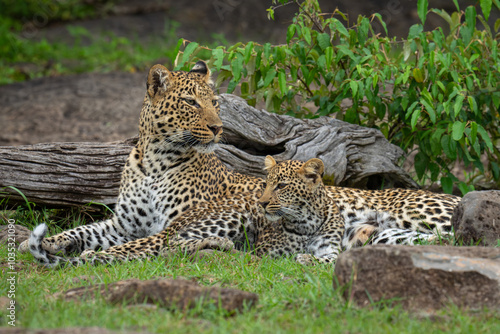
[0,296,10,310]
[71,275,98,285]
[452,190,500,247]
[52,278,258,314]
[0,224,30,246]
[334,245,500,312]
[0,328,149,334]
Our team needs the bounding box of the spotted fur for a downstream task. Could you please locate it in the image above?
[20,61,262,260]
[27,157,344,266]
[27,157,460,268]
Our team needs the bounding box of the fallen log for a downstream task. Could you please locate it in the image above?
[0,94,417,208]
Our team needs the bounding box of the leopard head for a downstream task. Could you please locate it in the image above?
[140,61,222,152]
[257,156,325,222]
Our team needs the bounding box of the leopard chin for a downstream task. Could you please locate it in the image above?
[264,212,282,222]
[194,141,218,154]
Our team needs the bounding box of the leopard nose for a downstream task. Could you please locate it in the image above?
[208,125,222,136]
[258,200,269,209]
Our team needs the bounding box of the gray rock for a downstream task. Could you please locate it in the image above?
[452,190,500,247]
[52,278,258,314]
[334,245,500,311]
[0,224,30,246]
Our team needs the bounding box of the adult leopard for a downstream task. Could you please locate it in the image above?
[19,61,262,256]
[21,62,460,264]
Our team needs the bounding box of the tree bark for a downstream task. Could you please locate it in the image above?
[0,94,417,209]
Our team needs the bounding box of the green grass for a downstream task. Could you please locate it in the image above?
[1,210,499,333]
[0,21,183,85]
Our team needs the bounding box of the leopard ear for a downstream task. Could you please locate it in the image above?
[189,61,212,85]
[298,158,325,186]
[147,64,170,101]
[264,155,277,171]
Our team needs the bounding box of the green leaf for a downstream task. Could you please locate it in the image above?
[240,81,249,96]
[266,8,275,20]
[453,94,465,118]
[414,152,429,180]
[325,47,333,70]
[372,13,388,35]
[349,81,358,98]
[332,19,349,37]
[417,0,428,25]
[317,33,330,51]
[302,26,311,45]
[278,71,287,96]
[470,121,478,144]
[458,182,470,196]
[287,24,297,43]
[264,43,271,61]
[476,124,494,151]
[465,6,477,32]
[431,9,452,27]
[468,95,478,115]
[441,176,453,194]
[244,42,254,64]
[411,109,421,131]
[357,18,369,45]
[405,101,419,120]
[227,78,237,94]
[491,161,500,180]
[263,69,277,87]
[452,121,466,141]
[336,45,356,60]
[430,128,446,155]
[441,135,457,160]
[181,42,199,65]
[403,41,411,61]
[421,100,436,123]
[212,48,224,71]
[231,53,243,82]
[246,55,256,76]
[408,24,423,39]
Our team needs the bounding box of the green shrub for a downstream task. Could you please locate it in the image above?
[175,0,500,194]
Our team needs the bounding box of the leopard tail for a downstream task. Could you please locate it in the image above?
[28,224,88,268]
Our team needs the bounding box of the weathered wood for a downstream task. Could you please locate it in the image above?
[0,139,136,207]
[217,94,418,189]
[0,94,417,208]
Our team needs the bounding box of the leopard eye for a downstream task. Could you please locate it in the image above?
[212,100,218,106]
[183,98,196,106]
[276,183,287,190]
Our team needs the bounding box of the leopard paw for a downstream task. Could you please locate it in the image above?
[200,237,234,252]
[81,249,96,258]
[18,240,30,253]
[295,253,316,265]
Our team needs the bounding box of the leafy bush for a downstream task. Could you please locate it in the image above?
[175,0,500,194]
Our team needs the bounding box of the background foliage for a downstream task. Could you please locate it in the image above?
[0,0,181,83]
[176,0,500,194]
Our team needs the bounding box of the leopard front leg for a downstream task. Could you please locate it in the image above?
[166,236,235,256]
[162,207,255,256]
[77,229,171,265]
